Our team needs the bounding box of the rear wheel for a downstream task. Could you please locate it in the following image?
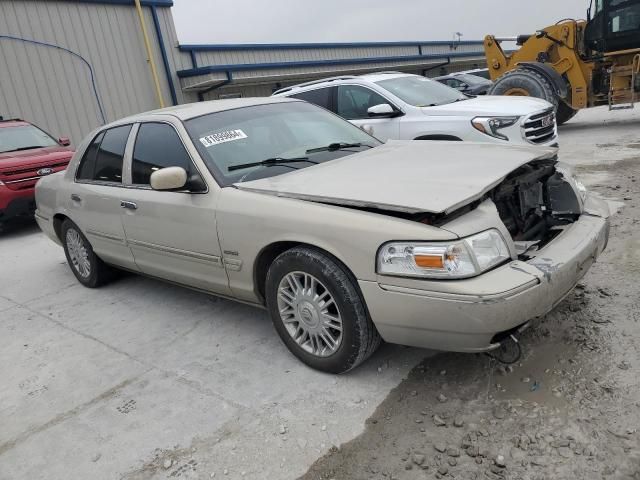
[61,219,115,288]
[556,101,578,125]
[489,68,559,108]
[265,246,381,373]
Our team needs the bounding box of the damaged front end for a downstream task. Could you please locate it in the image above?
[490,158,587,259]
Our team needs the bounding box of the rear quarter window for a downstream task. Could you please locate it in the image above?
[289,87,333,109]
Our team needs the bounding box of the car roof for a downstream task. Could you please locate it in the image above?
[434,73,466,79]
[434,71,491,80]
[359,72,413,83]
[273,72,417,95]
[106,97,299,127]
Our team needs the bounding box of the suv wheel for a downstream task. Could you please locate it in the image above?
[265,247,381,373]
[61,219,114,288]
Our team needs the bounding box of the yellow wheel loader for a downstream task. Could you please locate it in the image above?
[484,0,640,124]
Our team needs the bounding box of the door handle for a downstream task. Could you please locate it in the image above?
[70,194,81,202]
[120,201,137,210]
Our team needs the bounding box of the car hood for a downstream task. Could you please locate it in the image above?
[422,95,552,117]
[235,141,558,215]
[0,145,74,171]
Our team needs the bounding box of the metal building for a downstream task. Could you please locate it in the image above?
[0,0,488,144]
[178,41,488,101]
[0,0,190,143]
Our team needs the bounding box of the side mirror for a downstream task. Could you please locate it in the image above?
[150,166,187,191]
[58,137,71,147]
[367,103,396,117]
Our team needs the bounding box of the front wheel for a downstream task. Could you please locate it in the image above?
[61,219,115,288]
[265,247,381,373]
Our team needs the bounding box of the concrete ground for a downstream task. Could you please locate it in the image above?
[1,106,639,480]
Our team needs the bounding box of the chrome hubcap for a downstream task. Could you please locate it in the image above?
[66,228,91,278]
[277,271,343,357]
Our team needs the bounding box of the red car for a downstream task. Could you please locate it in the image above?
[0,118,74,229]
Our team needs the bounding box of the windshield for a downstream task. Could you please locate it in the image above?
[376,75,467,107]
[185,101,381,185]
[0,124,58,154]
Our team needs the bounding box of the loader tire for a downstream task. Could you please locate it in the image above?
[556,101,578,125]
[489,68,559,108]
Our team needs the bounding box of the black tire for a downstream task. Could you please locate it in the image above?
[61,219,115,288]
[556,101,578,125]
[265,247,381,373]
[489,68,559,108]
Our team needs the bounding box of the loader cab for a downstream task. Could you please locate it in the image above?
[585,0,640,53]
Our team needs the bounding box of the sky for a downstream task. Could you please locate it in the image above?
[172,0,589,45]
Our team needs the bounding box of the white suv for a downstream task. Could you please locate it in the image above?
[273,73,558,146]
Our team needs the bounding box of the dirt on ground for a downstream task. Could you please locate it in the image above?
[300,154,640,479]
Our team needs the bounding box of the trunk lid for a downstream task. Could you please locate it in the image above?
[235,141,557,215]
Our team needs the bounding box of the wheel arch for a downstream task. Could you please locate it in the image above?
[253,241,362,304]
[53,213,70,242]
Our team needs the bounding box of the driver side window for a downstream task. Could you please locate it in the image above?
[131,123,198,187]
[337,85,392,120]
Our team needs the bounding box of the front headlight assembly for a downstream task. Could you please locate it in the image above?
[377,229,511,279]
[471,116,520,141]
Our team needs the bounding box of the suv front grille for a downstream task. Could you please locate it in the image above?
[522,108,557,144]
[0,160,70,191]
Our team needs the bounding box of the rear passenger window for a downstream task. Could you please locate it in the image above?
[76,125,131,183]
[289,87,332,109]
[132,123,194,185]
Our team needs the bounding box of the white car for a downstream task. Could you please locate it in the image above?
[273,73,558,146]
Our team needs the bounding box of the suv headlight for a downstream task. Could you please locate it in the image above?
[472,116,520,141]
[377,229,510,279]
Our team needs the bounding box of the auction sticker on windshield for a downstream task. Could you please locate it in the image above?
[199,129,248,147]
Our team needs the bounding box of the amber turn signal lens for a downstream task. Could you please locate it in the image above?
[414,254,445,269]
